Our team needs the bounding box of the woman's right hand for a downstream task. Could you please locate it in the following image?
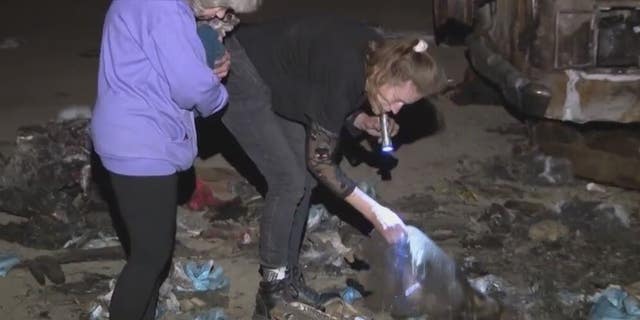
[353,113,399,137]
[371,204,407,244]
[213,51,231,79]
[344,187,407,244]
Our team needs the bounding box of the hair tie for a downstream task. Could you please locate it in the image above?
[413,39,429,53]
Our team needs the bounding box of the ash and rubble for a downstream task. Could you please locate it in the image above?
[0,118,106,250]
[0,119,639,319]
[388,125,640,319]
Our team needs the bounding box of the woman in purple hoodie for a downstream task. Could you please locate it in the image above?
[90,0,260,319]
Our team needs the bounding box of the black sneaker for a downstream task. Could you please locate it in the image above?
[287,267,339,309]
[253,279,294,320]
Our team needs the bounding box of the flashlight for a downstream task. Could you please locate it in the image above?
[380,113,394,153]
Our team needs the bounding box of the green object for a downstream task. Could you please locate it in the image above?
[197,24,225,68]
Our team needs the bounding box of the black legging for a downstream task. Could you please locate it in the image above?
[108,173,178,320]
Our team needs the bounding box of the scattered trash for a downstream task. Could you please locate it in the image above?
[0,37,20,49]
[461,256,486,275]
[88,279,115,320]
[627,282,640,301]
[596,203,631,228]
[63,232,119,250]
[177,208,210,237]
[228,179,261,205]
[555,199,634,245]
[172,259,230,292]
[557,290,587,307]
[478,203,515,234]
[194,307,228,320]
[89,259,229,319]
[469,274,518,298]
[301,230,354,269]
[307,204,331,232]
[587,182,607,193]
[588,285,640,320]
[0,111,637,320]
[306,180,375,233]
[340,286,363,304]
[56,105,92,121]
[51,272,111,296]
[186,178,224,211]
[88,304,107,320]
[484,151,576,186]
[528,220,569,242]
[0,119,98,249]
[0,253,20,277]
[535,154,574,185]
[202,220,257,246]
[322,297,374,320]
[156,289,181,318]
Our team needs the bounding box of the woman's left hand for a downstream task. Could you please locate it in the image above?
[213,51,231,79]
[353,113,399,137]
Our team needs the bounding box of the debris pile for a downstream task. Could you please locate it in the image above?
[0,119,105,249]
[387,141,640,319]
[299,181,376,274]
[0,117,637,319]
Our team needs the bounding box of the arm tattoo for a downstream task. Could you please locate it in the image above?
[307,122,357,198]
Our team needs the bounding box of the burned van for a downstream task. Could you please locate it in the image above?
[435,0,640,188]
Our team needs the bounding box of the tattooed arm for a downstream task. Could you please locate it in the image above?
[307,122,357,197]
[307,122,406,243]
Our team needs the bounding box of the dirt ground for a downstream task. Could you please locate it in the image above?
[1,1,639,319]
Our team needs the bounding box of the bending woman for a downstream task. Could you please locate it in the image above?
[221,16,442,319]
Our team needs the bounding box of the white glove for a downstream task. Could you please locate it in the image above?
[371,204,406,230]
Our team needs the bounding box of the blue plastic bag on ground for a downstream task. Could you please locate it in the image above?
[174,260,230,292]
[0,253,19,277]
[194,307,228,320]
[589,286,640,320]
[185,260,229,292]
[340,286,363,304]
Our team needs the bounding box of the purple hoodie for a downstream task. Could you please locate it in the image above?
[91,0,228,176]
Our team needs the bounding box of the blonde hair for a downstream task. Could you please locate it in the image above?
[365,36,442,113]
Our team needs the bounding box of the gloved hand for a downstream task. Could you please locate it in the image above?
[371,204,407,244]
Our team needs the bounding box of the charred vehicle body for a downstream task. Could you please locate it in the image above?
[435,0,640,189]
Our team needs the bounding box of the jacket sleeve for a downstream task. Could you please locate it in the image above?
[343,110,365,138]
[148,2,228,117]
[307,121,357,198]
